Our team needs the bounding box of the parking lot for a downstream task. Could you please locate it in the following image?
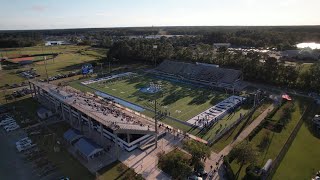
[0,114,63,180]
[0,126,37,180]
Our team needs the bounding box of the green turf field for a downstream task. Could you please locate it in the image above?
[87,74,228,121]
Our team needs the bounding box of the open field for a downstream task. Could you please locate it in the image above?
[1,45,86,57]
[273,105,320,180]
[0,45,107,87]
[230,97,310,179]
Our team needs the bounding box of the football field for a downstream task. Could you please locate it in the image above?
[87,74,228,121]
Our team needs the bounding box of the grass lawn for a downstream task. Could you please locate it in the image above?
[300,63,313,73]
[230,97,309,179]
[2,45,86,57]
[97,161,142,180]
[211,101,272,152]
[273,105,320,180]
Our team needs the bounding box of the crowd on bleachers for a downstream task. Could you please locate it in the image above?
[187,96,246,128]
[152,60,242,85]
[65,88,149,131]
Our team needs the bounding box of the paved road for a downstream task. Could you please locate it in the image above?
[204,104,275,179]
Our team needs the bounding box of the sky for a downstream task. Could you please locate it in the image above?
[0,0,319,30]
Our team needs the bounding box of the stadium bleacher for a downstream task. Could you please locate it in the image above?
[151,60,243,88]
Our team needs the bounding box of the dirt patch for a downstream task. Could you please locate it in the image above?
[10,57,34,63]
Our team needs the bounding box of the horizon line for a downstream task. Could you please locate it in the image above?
[1,24,320,31]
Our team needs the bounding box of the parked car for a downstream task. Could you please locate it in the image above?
[0,119,16,126]
[16,141,33,149]
[4,122,18,129]
[188,175,203,180]
[17,143,36,152]
[2,117,14,122]
[16,137,32,146]
[5,124,20,132]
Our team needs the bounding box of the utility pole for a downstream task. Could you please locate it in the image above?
[153,45,158,68]
[51,45,55,63]
[154,99,158,148]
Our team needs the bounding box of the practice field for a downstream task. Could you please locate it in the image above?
[10,57,34,63]
[0,45,107,87]
[87,74,228,122]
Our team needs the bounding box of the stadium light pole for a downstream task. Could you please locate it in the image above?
[42,46,49,84]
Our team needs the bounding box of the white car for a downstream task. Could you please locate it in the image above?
[1,122,16,127]
[4,123,18,129]
[1,116,14,120]
[3,115,13,119]
[0,119,16,126]
[16,137,31,144]
[17,143,36,152]
[16,137,32,146]
[16,142,32,149]
[5,125,20,132]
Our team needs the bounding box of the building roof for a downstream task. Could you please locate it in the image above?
[74,138,103,158]
[63,129,83,143]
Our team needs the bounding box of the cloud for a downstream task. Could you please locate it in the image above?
[30,5,47,12]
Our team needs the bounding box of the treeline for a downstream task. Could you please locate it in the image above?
[1,26,320,48]
[203,30,300,49]
[0,32,42,48]
[107,38,320,93]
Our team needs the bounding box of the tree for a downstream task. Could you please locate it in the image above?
[229,142,257,167]
[182,140,211,170]
[158,150,192,179]
[100,36,113,47]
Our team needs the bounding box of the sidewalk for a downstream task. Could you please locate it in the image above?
[204,104,275,176]
[120,132,183,180]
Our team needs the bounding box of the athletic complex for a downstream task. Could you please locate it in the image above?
[30,60,248,152]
